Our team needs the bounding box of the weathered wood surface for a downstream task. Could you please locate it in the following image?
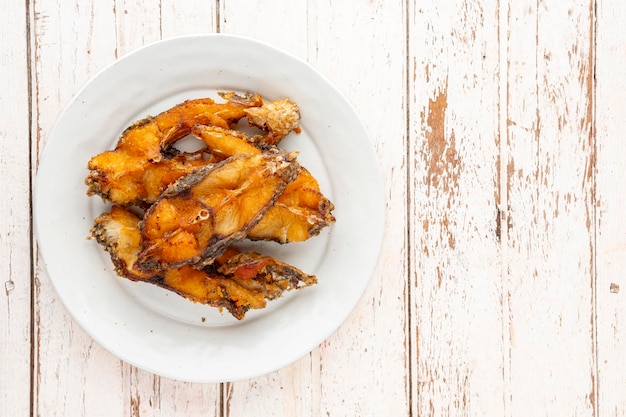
[2,0,625,416]
[1,2,32,416]
[596,0,626,415]
[409,1,505,414]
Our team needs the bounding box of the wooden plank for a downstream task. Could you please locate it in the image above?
[30,1,124,416]
[122,366,220,417]
[595,0,626,415]
[308,1,409,416]
[113,0,161,56]
[217,3,316,416]
[0,2,32,416]
[160,0,217,36]
[32,1,220,416]
[113,1,221,416]
[503,1,596,415]
[408,0,505,415]
[220,1,409,416]
[219,0,309,59]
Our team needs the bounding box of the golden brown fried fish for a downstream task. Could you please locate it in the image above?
[91,206,317,319]
[137,151,301,271]
[86,93,263,206]
[86,93,305,208]
[191,125,335,243]
[241,97,301,145]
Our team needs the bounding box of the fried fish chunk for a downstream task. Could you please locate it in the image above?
[86,93,306,207]
[137,151,301,271]
[192,125,335,243]
[91,206,317,319]
[218,92,301,145]
[86,93,263,206]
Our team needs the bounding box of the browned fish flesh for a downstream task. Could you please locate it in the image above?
[218,92,301,145]
[91,206,317,319]
[191,125,335,243]
[137,151,301,271]
[86,93,263,206]
[86,93,305,208]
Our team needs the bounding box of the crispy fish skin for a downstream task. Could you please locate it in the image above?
[87,149,219,208]
[91,206,316,320]
[215,247,317,292]
[137,151,301,271]
[192,125,335,243]
[85,93,263,206]
[243,98,301,145]
[91,206,152,281]
[248,167,335,242]
[191,124,261,159]
[217,92,301,145]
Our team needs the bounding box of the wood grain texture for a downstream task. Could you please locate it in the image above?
[0,1,32,416]
[30,1,124,416]
[595,0,626,415]
[217,2,321,416]
[114,1,221,415]
[220,1,409,416]
[30,1,220,416]
[309,1,409,416]
[114,0,162,57]
[504,1,596,415]
[220,0,308,58]
[160,0,216,36]
[3,0,626,415]
[409,1,504,415]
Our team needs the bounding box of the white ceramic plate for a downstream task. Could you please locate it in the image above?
[34,34,384,383]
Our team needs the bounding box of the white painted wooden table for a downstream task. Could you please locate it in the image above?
[2,1,626,415]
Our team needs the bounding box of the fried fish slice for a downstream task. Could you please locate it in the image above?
[138,151,301,271]
[192,125,335,243]
[91,206,316,319]
[86,93,263,206]
[249,166,335,242]
[90,149,221,209]
[218,92,301,145]
[138,149,219,204]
